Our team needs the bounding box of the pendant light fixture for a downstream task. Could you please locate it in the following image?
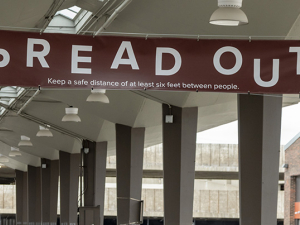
[9,147,21,157]
[0,155,9,163]
[210,0,248,26]
[36,126,53,137]
[18,135,33,147]
[62,106,81,122]
[86,89,109,103]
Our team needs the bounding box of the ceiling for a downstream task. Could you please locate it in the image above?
[0,0,299,174]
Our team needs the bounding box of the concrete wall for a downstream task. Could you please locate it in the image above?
[0,180,285,219]
[103,178,285,219]
[105,144,285,219]
[107,143,285,172]
[0,185,16,214]
[0,144,285,219]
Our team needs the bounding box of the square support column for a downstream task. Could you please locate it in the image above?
[238,94,282,225]
[16,170,28,225]
[115,124,145,225]
[59,152,80,225]
[28,166,42,225]
[83,141,107,225]
[41,159,59,225]
[162,104,198,225]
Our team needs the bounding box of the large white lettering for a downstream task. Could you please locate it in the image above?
[156,48,182,76]
[254,59,279,87]
[27,38,50,68]
[290,47,300,75]
[71,45,92,74]
[111,41,139,70]
[213,46,242,75]
[0,49,10,67]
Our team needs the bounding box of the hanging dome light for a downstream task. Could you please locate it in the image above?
[86,89,109,103]
[18,135,33,147]
[210,0,248,26]
[62,106,81,122]
[9,147,22,157]
[36,126,53,137]
[9,152,21,157]
[0,155,9,163]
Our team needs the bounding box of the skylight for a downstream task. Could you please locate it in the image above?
[0,87,25,115]
[56,6,81,20]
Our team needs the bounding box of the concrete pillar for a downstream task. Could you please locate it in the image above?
[28,166,42,225]
[59,152,80,225]
[238,94,282,225]
[41,159,59,225]
[83,141,107,225]
[115,124,145,225]
[16,170,28,225]
[162,104,198,225]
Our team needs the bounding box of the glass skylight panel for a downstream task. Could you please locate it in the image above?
[56,6,82,20]
[69,6,81,13]
[57,9,76,19]
[0,86,25,115]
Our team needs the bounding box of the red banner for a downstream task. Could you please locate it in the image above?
[1,30,300,93]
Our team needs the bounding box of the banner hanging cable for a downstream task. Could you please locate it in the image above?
[0,26,298,39]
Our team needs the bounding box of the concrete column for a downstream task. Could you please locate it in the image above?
[162,104,198,225]
[16,170,28,225]
[41,159,59,225]
[115,124,145,225]
[83,141,107,225]
[28,166,42,225]
[59,152,80,225]
[238,94,282,225]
